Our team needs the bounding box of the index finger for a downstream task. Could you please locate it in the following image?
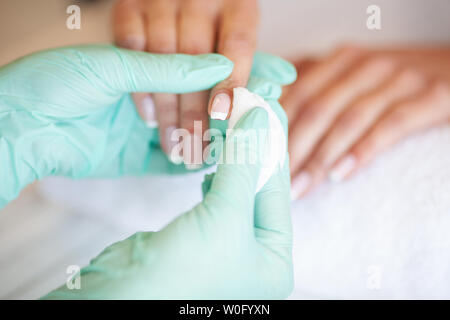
[208,0,259,120]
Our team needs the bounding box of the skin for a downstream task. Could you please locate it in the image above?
[112,0,259,165]
[282,46,450,199]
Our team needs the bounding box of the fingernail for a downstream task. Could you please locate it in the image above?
[210,93,231,120]
[329,155,356,182]
[169,150,183,164]
[142,96,157,128]
[291,172,311,200]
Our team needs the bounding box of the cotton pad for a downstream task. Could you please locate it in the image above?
[228,87,286,192]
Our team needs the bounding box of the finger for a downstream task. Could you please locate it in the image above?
[289,54,396,179]
[255,158,292,249]
[207,108,269,221]
[144,0,179,155]
[333,80,450,180]
[280,46,363,124]
[143,0,177,53]
[298,68,426,196]
[113,0,146,50]
[201,155,293,252]
[177,0,218,166]
[208,0,259,121]
[154,93,179,156]
[133,92,157,128]
[246,53,297,103]
[177,92,209,167]
[280,57,317,102]
[178,0,217,54]
[113,1,149,125]
[251,52,298,86]
[86,47,233,94]
[253,157,294,296]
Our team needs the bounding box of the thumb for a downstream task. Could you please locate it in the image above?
[254,157,292,249]
[63,45,234,94]
[205,107,269,221]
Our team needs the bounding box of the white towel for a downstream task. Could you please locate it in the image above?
[39,125,450,299]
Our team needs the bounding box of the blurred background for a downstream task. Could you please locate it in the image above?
[0,0,449,299]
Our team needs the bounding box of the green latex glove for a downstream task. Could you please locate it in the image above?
[43,53,296,300]
[0,44,297,298]
[0,46,294,210]
[0,45,233,208]
[44,109,293,300]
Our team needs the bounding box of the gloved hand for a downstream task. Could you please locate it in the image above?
[44,110,294,300]
[0,44,297,298]
[0,45,233,208]
[42,53,297,299]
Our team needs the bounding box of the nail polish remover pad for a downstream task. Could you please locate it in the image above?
[227,87,286,192]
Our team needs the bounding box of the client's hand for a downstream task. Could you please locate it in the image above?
[113,0,259,161]
[282,46,450,199]
[0,45,232,208]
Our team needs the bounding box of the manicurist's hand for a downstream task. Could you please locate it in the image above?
[43,54,297,300]
[44,108,293,300]
[282,47,450,199]
[0,45,233,208]
[113,0,259,164]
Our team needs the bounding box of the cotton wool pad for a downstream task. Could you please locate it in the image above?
[227,87,286,192]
